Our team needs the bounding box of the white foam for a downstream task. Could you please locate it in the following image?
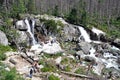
[25,18,36,45]
[111,46,120,51]
[78,27,91,42]
[92,27,105,36]
[30,37,62,54]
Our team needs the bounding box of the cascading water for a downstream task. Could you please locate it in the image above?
[85,47,120,75]
[78,26,91,42]
[24,18,36,45]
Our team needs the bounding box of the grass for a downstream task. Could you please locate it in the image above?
[48,74,60,80]
[64,65,71,72]
[41,62,57,72]
[0,44,12,61]
[61,58,69,65]
[43,52,63,58]
[74,67,86,75]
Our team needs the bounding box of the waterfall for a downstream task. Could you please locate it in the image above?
[24,18,36,45]
[78,26,91,42]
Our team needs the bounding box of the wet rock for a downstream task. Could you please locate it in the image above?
[102,68,120,79]
[100,34,108,42]
[112,38,120,49]
[15,20,28,31]
[0,30,8,46]
[117,56,120,65]
[102,43,111,49]
[77,42,92,54]
[84,56,96,63]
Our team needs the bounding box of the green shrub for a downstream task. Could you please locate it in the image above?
[41,62,57,72]
[0,64,24,80]
[48,74,60,80]
[61,58,69,64]
[44,20,57,33]
[74,67,86,75]
[0,53,6,61]
[43,52,63,58]
[64,65,71,72]
[0,44,11,61]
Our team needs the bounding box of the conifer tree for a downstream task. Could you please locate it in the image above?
[27,0,36,14]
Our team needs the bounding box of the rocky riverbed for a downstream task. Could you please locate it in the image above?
[0,14,120,80]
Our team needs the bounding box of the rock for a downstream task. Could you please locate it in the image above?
[9,58,17,65]
[55,57,62,64]
[102,43,111,49]
[75,51,84,59]
[84,56,95,63]
[117,56,120,65]
[112,38,120,49]
[35,19,41,26]
[0,30,8,46]
[62,24,79,41]
[103,68,120,79]
[100,34,108,42]
[16,30,28,44]
[15,20,28,31]
[77,42,92,54]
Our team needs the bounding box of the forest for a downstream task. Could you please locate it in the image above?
[0,0,120,37]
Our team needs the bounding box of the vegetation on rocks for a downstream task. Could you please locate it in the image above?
[0,64,24,80]
[0,44,11,60]
[48,74,60,80]
[74,67,86,75]
[41,62,57,72]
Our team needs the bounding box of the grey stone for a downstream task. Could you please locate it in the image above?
[16,30,28,44]
[77,41,92,54]
[84,56,96,63]
[62,24,79,41]
[0,30,8,46]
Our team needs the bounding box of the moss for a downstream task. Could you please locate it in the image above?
[48,74,60,80]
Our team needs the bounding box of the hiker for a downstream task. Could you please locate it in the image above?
[29,68,33,78]
[32,60,40,73]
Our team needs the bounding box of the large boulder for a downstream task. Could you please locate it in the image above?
[15,20,28,31]
[84,56,96,63]
[62,24,79,41]
[77,42,92,54]
[112,38,120,49]
[0,30,8,46]
[16,30,29,45]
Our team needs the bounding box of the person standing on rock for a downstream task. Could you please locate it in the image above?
[32,60,40,73]
[29,68,33,78]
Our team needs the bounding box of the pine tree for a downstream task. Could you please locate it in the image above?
[27,0,36,14]
[11,0,26,18]
[52,5,59,16]
[67,8,78,24]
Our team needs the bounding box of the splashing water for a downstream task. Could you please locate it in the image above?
[24,18,36,45]
[78,27,91,42]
